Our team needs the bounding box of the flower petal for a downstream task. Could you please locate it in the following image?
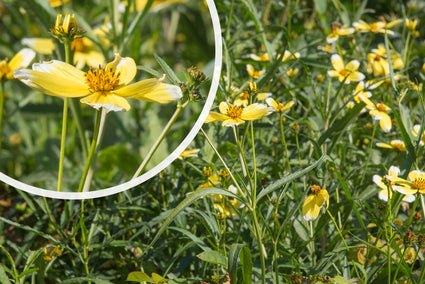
[302,195,320,221]
[205,112,229,123]
[240,103,268,121]
[14,66,89,98]
[331,54,344,71]
[107,54,136,85]
[80,92,130,112]
[222,118,245,127]
[115,78,182,103]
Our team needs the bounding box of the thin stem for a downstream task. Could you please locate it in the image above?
[279,115,291,174]
[360,122,377,185]
[251,209,266,284]
[200,128,249,205]
[250,120,257,197]
[57,41,72,192]
[0,80,5,153]
[392,247,407,284]
[77,110,103,192]
[132,101,188,179]
[232,125,254,194]
[326,209,349,251]
[57,97,68,192]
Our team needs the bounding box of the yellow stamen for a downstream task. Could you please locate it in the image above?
[377,103,387,112]
[339,69,349,76]
[413,178,425,191]
[85,66,121,93]
[226,105,243,119]
[311,185,321,195]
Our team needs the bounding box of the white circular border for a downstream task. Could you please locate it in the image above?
[0,0,222,199]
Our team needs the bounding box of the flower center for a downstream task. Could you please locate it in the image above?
[71,38,85,52]
[85,66,121,93]
[339,69,349,76]
[377,103,387,112]
[226,105,243,119]
[276,103,285,112]
[369,23,379,30]
[413,178,425,191]
[311,185,321,195]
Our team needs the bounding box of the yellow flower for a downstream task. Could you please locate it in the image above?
[353,19,402,35]
[405,19,418,31]
[249,53,270,61]
[50,14,83,41]
[246,64,264,79]
[412,124,425,146]
[373,166,415,202]
[71,37,105,69]
[14,53,182,112]
[213,185,244,218]
[327,54,365,84]
[389,170,425,195]
[128,0,187,12]
[376,140,406,151]
[266,98,294,113]
[286,68,299,77]
[302,185,329,221]
[44,246,64,261]
[0,49,36,81]
[359,94,392,132]
[22,38,55,55]
[281,50,300,62]
[49,0,71,7]
[326,22,354,43]
[205,101,269,127]
[178,148,200,159]
[367,45,404,77]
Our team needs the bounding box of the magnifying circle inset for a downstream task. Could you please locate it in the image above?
[0,0,222,200]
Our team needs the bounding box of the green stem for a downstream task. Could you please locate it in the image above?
[418,250,425,284]
[57,41,72,192]
[77,110,102,192]
[0,80,4,153]
[132,101,188,179]
[250,120,257,196]
[200,128,249,206]
[359,122,377,185]
[326,209,349,251]
[57,97,68,192]
[392,247,407,284]
[232,125,254,193]
[279,115,290,174]
[251,208,266,284]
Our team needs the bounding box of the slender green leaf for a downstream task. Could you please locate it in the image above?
[154,54,181,84]
[0,264,11,284]
[240,246,253,284]
[228,244,245,284]
[256,154,327,202]
[143,187,241,256]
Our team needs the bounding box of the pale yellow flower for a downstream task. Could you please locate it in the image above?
[353,19,402,35]
[49,0,71,7]
[205,101,269,127]
[373,166,415,203]
[412,124,425,146]
[14,54,182,112]
[405,19,418,31]
[367,45,404,77]
[302,185,329,221]
[233,92,270,107]
[249,53,270,61]
[179,149,200,159]
[22,38,55,55]
[71,37,106,69]
[266,98,294,113]
[326,22,354,43]
[376,140,406,151]
[213,185,244,218]
[281,50,300,62]
[0,48,36,81]
[286,68,299,77]
[359,94,392,132]
[246,64,264,79]
[389,170,425,195]
[327,54,365,84]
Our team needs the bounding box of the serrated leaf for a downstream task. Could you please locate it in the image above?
[197,251,227,267]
